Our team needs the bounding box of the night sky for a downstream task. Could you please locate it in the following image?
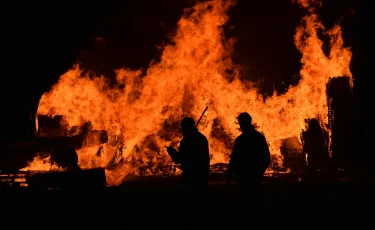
[2,0,365,147]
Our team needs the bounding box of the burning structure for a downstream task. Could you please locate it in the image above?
[13,0,353,186]
[326,77,355,172]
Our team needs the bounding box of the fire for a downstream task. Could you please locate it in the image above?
[20,156,64,172]
[24,0,352,185]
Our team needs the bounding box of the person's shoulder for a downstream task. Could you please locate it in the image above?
[254,129,264,136]
[234,133,245,142]
[254,129,267,140]
[197,131,208,141]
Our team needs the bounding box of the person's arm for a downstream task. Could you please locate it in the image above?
[166,138,187,164]
[166,146,181,163]
[261,135,271,172]
[226,139,238,184]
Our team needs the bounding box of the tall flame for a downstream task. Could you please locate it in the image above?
[25,0,352,185]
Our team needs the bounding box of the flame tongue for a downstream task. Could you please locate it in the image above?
[23,0,352,186]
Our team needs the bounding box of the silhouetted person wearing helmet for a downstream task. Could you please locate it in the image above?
[226,112,270,227]
[227,113,270,218]
[166,117,210,192]
[226,112,270,187]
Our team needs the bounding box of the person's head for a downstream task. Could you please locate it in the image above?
[308,118,321,131]
[237,112,253,132]
[180,117,197,135]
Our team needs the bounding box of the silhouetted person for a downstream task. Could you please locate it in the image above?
[226,112,270,227]
[226,112,270,188]
[302,118,329,174]
[167,117,210,192]
[50,141,81,172]
[166,117,210,226]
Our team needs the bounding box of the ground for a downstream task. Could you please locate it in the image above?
[1,173,373,229]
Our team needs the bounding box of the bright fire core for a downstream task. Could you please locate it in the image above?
[24,0,352,185]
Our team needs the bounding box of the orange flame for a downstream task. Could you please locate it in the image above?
[21,155,64,172]
[24,0,352,185]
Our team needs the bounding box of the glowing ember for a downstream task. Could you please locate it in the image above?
[23,0,352,185]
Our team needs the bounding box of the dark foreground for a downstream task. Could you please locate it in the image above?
[1,174,373,230]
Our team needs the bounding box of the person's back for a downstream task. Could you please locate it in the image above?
[179,130,210,186]
[226,112,270,228]
[166,117,210,226]
[227,112,270,186]
[166,117,210,188]
[232,129,269,182]
[230,128,270,185]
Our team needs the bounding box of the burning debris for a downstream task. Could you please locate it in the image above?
[17,0,353,186]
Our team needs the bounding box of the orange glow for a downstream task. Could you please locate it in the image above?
[22,0,352,185]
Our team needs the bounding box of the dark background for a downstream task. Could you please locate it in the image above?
[2,0,366,157]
